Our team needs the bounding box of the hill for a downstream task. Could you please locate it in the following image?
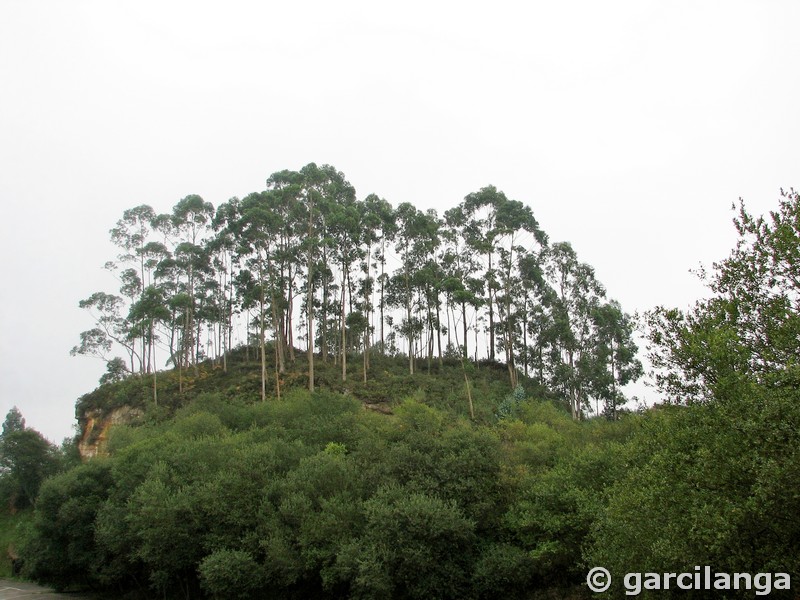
[13,349,639,599]
[9,345,800,600]
[74,347,558,459]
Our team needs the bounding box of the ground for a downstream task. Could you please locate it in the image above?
[0,579,94,599]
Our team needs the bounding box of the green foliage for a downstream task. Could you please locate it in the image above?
[0,408,61,510]
[496,384,526,420]
[588,390,800,597]
[20,460,114,590]
[338,484,476,600]
[31,189,800,595]
[645,190,800,403]
[199,549,264,600]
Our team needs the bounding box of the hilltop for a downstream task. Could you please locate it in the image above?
[74,347,558,458]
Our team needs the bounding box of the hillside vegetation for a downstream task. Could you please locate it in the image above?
[3,182,800,599]
[19,358,643,599]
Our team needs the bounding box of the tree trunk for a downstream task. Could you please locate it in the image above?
[462,300,468,359]
[488,251,495,361]
[260,292,267,403]
[436,297,443,368]
[341,268,347,382]
[307,199,315,392]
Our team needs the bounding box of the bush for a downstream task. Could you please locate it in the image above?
[199,549,264,600]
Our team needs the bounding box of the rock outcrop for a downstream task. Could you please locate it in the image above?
[78,406,144,459]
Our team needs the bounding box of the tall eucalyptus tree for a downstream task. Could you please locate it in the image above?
[590,301,643,419]
[171,195,215,374]
[322,168,360,382]
[544,242,605,419]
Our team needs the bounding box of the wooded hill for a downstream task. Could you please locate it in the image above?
[3,183,799,600]
[73,164,641,421]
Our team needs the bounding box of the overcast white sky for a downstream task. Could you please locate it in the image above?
[2,1,799,442]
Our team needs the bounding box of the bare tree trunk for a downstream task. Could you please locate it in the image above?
[436,298,443,368]
[260,293,267,403]
[341,269,347,382]
[461,301,468,359]
[488,251,495,361]
[307,203,315,393]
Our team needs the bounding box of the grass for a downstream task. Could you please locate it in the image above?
[75,345,568,431]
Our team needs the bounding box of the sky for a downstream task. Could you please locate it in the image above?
[1,1,799,443]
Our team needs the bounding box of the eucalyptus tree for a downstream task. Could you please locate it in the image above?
[110,204,157,292]
[297,164,323,391]
[518,252,555,382]
[127,285,171,403]
[232,191,284,401]
[494,198,547,387]
[209,198,242,373]
[391,203,417,373]
[460,186,513,361]
[390,204,440,374]
[73,292,140,374]
[461,186,547,385]
[321,168,360,381]
[589,301,642,419]
[108,205,158,370]
[265,170,307,366]
[368,195,396,355]
[358,194,387,381]
[544,242,605,419]
[442,206,482,360]
[170,195,215,373]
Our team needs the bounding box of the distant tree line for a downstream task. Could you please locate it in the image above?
[72,164,641,418]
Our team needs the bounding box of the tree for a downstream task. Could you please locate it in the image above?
[2,407,25,436]
[388,204,441,374]
[171,195,215,374]
[589,301,642,419]
[73,292,141,374]
[128,285,171,404]
[233,192,284,400]
[322,169,360,382]
[0,408,60,509]
[544,242,605,419]
[645,189,800,403]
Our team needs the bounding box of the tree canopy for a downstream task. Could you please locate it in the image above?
[73,165,641,420]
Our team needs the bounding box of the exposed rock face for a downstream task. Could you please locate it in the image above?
[78,406,144,459]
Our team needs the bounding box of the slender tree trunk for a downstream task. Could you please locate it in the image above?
[260,292,266,403]
[274,333,281,400]
[322,249,329,363]
[307,202,315,392]
[271,298,284,374]
[436,298,443,368]
[522,297,528,378]
[341,268,347,382]
[195,316,201,374]
[461,301,468,359]
[151,323,158,405]
[405,261,413,375]
[380,241,385,354]
[451,303,474,419]
[426,298,433,374]
[488,251,495,361]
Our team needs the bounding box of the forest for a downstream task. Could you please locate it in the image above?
[1,168,798,599]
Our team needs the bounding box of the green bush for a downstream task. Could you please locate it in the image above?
[199,549,264,600]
